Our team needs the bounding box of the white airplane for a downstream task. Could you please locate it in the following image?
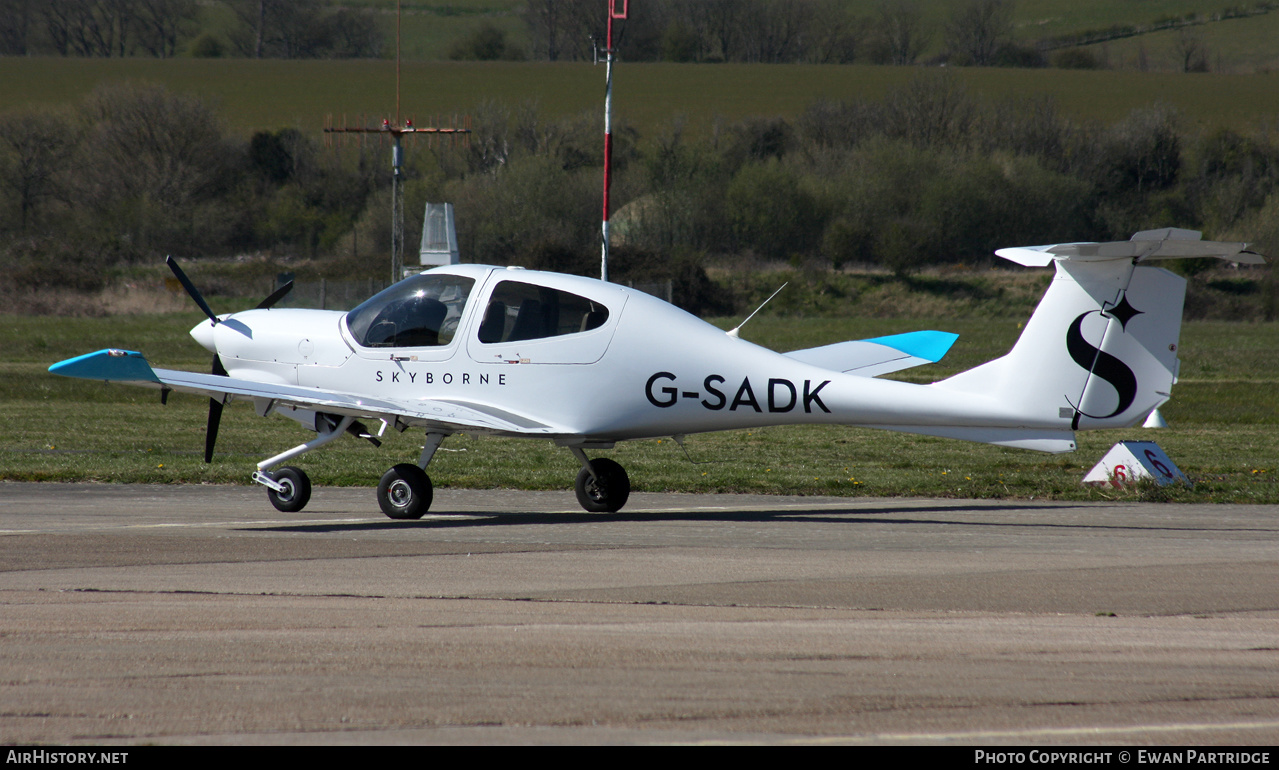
[50,228,1260,518]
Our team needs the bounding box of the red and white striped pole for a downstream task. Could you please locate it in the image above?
[601,0,627,282]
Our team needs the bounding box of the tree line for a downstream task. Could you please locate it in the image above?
[0,0,381,58]
[443,71,1279,293]
[0,1,1099,68]
[1,0,926,63]
[476,0,1034,67]
[1,76,1276,313]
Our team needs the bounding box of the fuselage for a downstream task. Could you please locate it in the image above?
[190,265,1048,442]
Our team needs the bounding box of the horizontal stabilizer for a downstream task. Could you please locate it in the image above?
[48,349,160,383]
[996,228,1264,267]
[786,330,958,377]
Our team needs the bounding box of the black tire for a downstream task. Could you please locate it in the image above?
[378,463,432,520]
[267,466,311,513]
[574,458,630,513]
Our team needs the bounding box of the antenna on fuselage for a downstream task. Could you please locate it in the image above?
[726,282,788,338]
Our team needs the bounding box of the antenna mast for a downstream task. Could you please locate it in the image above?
[599,0,628,283]
[323,0,470,284]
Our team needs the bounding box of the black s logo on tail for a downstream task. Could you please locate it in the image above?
[1065,306,1139,428]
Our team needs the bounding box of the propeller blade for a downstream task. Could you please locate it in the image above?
[257,280,294,310]
[205,353,228,464]
[205,397,223,464]
[166,255,220,326]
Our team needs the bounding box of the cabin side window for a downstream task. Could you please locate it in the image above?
[345,274,475,348]
[477,281,609,344]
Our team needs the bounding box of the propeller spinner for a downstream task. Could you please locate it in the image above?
[165,256,293,463]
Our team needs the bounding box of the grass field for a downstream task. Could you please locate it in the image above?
[338,0,1275,61]
[3,300,1275,504]
[3,58,1279,138]
[1082,10,1279,73]
[338,1,527,60]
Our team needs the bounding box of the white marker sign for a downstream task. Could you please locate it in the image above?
[1083,441,1190,487]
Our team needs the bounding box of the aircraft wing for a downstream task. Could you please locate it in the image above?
[49,349,558,435]
[785,330,959,377]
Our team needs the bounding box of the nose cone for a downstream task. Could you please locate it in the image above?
[190,319,217,353]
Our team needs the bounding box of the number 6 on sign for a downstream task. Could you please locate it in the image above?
[1145,449,1174,479]
[1111,464,1128,487]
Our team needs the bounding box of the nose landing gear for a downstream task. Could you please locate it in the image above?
[252,418,447,520]
[265,466,312,513]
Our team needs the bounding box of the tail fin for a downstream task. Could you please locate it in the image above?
[936,229,1261,433]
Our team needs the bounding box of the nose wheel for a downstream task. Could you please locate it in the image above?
[378,463,433,520]
[264,466,312,513]
[574,457,630,513]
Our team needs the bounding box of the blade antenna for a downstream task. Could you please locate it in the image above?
[727,282,788,338]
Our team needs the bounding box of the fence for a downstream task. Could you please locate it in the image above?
[627,279,673,303]
[276,278,390,311]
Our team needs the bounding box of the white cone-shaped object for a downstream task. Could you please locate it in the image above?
[1143,408,1168,428]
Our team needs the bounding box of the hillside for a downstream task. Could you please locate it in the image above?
[2,58,1278,137]
[343,1,1279,71]
[6,1,1279,69]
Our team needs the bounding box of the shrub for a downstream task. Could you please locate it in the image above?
[1093,106,1182,197]
[1053,47,1100,69]
[725,160,824,261]
[189,33,224,58]
[448,23,514,61]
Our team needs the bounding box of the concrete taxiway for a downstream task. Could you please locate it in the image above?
[1,482,1277,745]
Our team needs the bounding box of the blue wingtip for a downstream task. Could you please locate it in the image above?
[862,331,960,363]
[49,349,160,382]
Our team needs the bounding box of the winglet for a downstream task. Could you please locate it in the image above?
[860,330,959,364]
[49,349,160,383]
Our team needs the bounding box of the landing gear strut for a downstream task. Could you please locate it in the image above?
[571,450,630,513]
[374,431,447,520]
[253,415,354,513]
[251,417,448,519]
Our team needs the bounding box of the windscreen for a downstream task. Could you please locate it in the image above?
[345,273,475,348]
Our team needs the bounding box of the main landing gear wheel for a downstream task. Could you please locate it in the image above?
[378,463,433,520]
[575,458,630,513]
[267,466,312,513]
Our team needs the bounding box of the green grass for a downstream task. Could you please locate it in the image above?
[1081,10,1279,73]
[1014,0,1270,40]
[3,306,1275,503]
[4,58,1279,138]
[192,0,525,61]
[189,1,1279,64]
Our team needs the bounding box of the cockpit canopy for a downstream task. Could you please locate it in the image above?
[344,269,615,351]
[345,273,474,348]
